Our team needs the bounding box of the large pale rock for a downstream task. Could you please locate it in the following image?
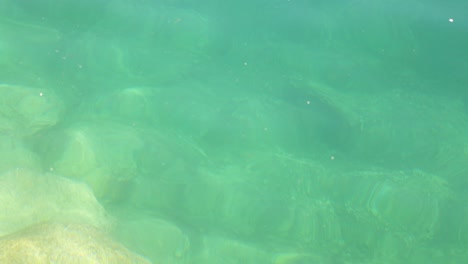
[0,169,111,236]
[0,222,151,264]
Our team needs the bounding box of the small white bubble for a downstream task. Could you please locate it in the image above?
[449,18,454,23]
[39,92,43,97]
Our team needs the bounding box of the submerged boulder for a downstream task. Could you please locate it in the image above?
[40,122,143,202]
[0,222,150,264]
[0,135,41,175]
[116,214,190,264]
[0,169,111,236]
[0,84,63,137]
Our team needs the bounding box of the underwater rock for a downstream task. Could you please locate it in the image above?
[0,135,41,175]
[192,235,270,264]
[133,148,337,248]
[42,122,143,202]
[198,95,284,152]
[195,151,336,245]
[341,169,452,242]
[284,198,343,250]
[0,222,150,264]
[351,89,468,176]
[0,169,111,237]
[76,87,158,125]
[130,128,208,210]
[0,84,63,137]
[271,80,360,155]
[116,215,190,264]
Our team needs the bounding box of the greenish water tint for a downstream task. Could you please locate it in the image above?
[0,0,467,263]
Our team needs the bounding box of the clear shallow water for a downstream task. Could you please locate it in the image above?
[0,0,467,263]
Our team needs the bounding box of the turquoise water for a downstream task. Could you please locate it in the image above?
[0,0,467,263]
